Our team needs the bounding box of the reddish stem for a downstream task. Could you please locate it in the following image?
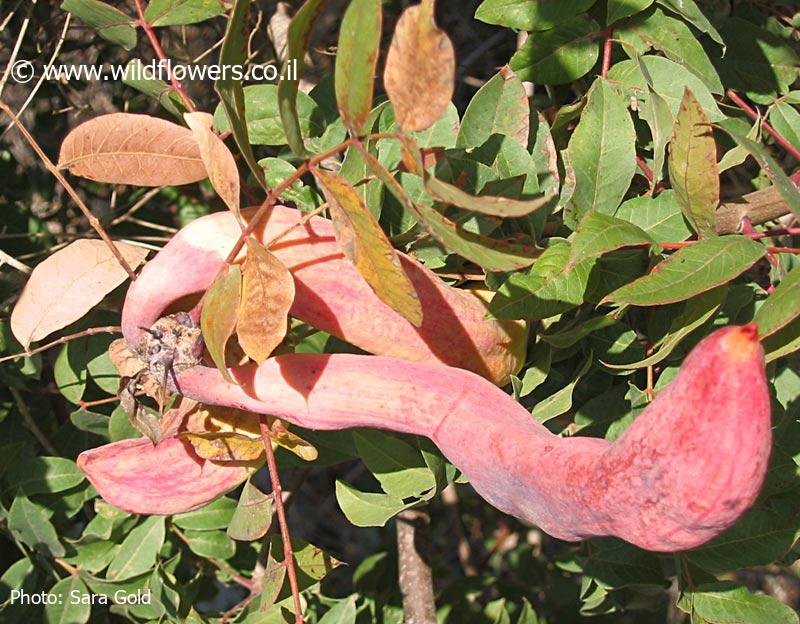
[601,28,614,78]
[133,0,195,112]
[79,397,119,410]
[726,89,800,162]
[259,420,304,624]
[636,155,654,182]
[0,325,121,364]
[746,227,800,239]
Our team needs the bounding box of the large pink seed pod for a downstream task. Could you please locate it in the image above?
[80,206,772,552]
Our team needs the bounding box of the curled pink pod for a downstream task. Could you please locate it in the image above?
[81,205,772,552]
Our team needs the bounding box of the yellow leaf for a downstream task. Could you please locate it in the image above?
[268,418,318,462]
[191,405,261,438]
[313,169,423,327]
[237,239,296,364]
[182,432,264,462]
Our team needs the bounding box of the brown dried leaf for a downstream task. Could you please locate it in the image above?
[237,239,296,364]
[108,338,162,400]
[11,240,148,348]
[184,112,241,220]
[383,0,455,132]
[109,338,145,378]
[58,113,207,186]
[130,406,163,445]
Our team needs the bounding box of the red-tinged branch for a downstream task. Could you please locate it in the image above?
[0,103,137,279]
[259,420,304,624]
[0,326,122,364]
[79,397,120,410]
[747,227,800,239]
[726,89,800,162]
[601,29,614,78]
[636,155,654,182]
[133,0,195,112]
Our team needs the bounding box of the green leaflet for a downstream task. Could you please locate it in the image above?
[61,0,137,49]
[144,0,225,26]
[566,80,637,224]
[568,212,652,268]
[476,0,596,31]
[173,496,237,530]
[335,481,414,527]
[656,0,723,45]
[200,264,241,384]
[618,8,722,93]
[353,430,435,499]
[531,354,593,422]
[278,0,328,156]
[615,191,693,243]
[755,266,800,341]
[689,582,799,624]
[719,127,800,222]
[607,56,725,122]
[668,88,720,239]
[490,241,593,320]
[603,237,766,306]
[607,0,653,25]
[335,0,382,134]
[510,16,601,85]
[227,479,273,541]
[106,516,165,581]
[457,66,529,149]
[215,0,267,189]
[604,286,726,369]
